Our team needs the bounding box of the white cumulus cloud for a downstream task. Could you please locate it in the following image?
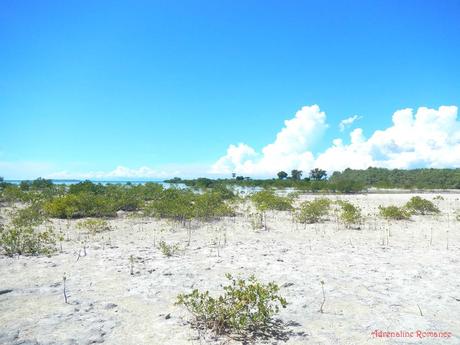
[212,105,460,177]
[4,105,459,180]
[210,105,327,176]
[47,166,176,180]
[339,114,362,132]
[316,105,460,171]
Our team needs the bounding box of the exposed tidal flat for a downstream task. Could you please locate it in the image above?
[1,192,460,345]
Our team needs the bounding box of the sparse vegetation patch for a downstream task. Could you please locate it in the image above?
[158,240,179,257]
[0,207,57,256]
[176,274,287,336]
[405,196,440,215]
[296,198,331,224]
[251,190,293,212]
[337,200,362,227]
[76,219,110,234]
[378,205,411,220]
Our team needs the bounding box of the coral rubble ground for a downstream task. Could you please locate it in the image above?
[1,193,460,345]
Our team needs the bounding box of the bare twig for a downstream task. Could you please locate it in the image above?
[63,273,68,304]
[319,280,326,313]
[417,304,423,316]
[129,255,134,275]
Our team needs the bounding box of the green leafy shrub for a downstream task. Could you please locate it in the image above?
[193,192,235,220]
[378,205,411,220]
[287,191,301,200]
[20,177,54,190]
[44,192,117,218]
[145,189,194,222]
[0,179,62,204]
[249,212,264,231]
[405,196,440,215]
[144,189,234,223]
[0,185,30,203]
[9,202,48,228]
[103,184,147,211]
[68,180,106,194]
[296,198,331,223]
[251,190,293,212]
[0,225,56,256]
[76,219,110,233]
[158,240,179,257]
[210,185,236,201]
[332,179,365,193]
[0,207,56,256]
[176,274,287,335]
[337,200,362,227]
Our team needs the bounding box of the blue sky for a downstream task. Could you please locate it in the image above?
[1,0,459,179]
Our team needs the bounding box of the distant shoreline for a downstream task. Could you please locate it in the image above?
[4,179,166,185]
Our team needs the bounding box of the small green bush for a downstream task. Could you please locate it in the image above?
[378,205,411,220]
[0,207,56,256]
[0,225,56,256]
[251,190,293,212]
[193,192,235,220]
[296,198,331,223]
[44,192,117,218]
[9,203,48,228]
[337,200,362,227]
[249,212,264,231]
[332,179,364,193]
[176,274,287,335]
[0,185,29,203]
[144,189,194,222]
[76,219,110,233]
[144,189,234,223]
[405,196,440,215]
[158,240,179,257]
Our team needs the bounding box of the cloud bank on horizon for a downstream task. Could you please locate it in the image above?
[46,166,176,180]
[2,104,459,180]
[211,104,460,177]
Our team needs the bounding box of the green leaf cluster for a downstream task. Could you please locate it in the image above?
[144,188,235,222]
[378,205,411,220]
[176,274,287,335]
[296,198,331,223]
[0,206,56,256]
[158,240,179,257]
[76,219,110,233]
[251,190,293,212]
[405,196,440,215]
[337,200,362,226]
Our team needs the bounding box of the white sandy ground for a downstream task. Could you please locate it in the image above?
[1,193,460,345]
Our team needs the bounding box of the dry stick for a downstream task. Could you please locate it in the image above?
[417,304,423,316]
[187,222,192,247]
[446,213,450,250]
[63,273,68,304]
[129,255,134,275]
[319,280,326,313]
[75,250,81,262]
[430,227,433,247]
